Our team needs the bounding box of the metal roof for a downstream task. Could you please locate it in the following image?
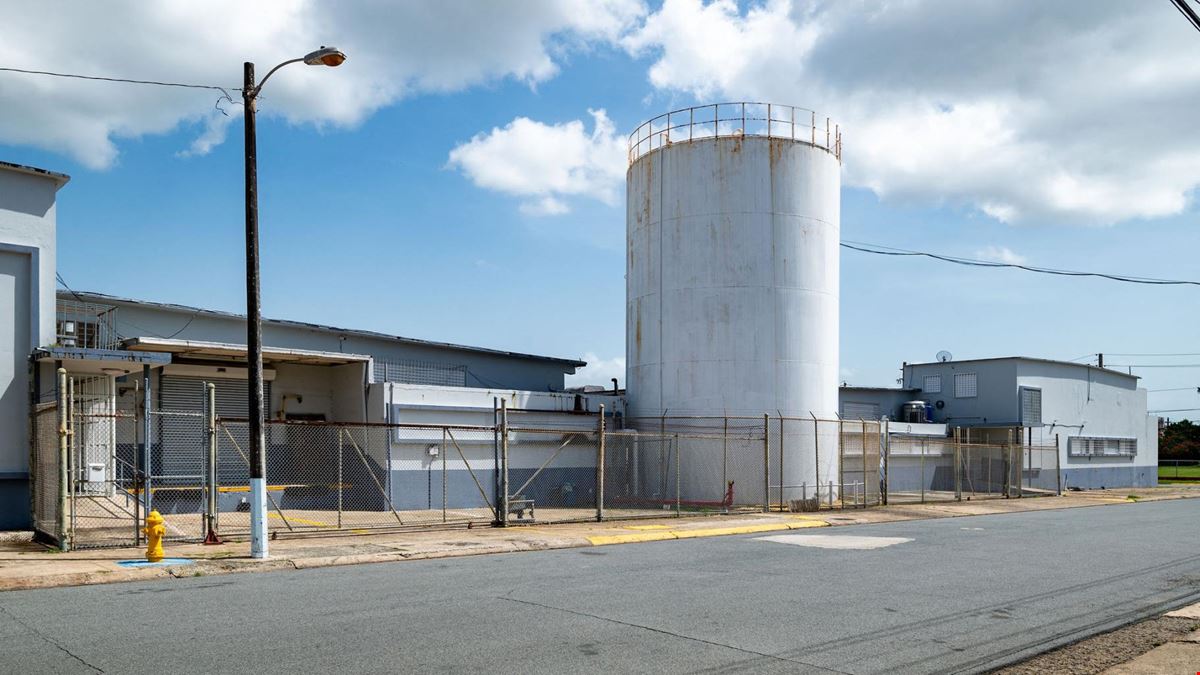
[0,160,70,187]
[60,290,586,368]
[904,356,1140,380]
[122,337,371,366]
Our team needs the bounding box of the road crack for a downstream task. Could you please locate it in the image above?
[0,603,104,672]
[497,595,850,674]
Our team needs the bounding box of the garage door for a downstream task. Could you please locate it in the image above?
[160,375,271,418]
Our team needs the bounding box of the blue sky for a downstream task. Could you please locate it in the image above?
[1,1,1197,419]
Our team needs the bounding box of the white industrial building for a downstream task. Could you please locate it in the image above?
[0,103,1164,533]
[0,161,69,526]
[0,160,619,529]
[839,357,1159,488]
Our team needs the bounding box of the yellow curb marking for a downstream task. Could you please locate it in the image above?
[267,513,335,529]
[624,524,672,530]
[587,519,828,546]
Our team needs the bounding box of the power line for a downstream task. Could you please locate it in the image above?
[1106,364,1200,368]
[0,66,236,95]
[1105,353,1200,357]
[841,240,1200,286]
[0,65,238,115]
[1170,0,1200,34]
[1150,408,1200,413]
[1149,387,1200,393]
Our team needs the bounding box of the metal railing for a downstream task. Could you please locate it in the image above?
[56,299,121,350]
[628,102,841,164]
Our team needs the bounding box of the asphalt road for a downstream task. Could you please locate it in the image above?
[2,500,1199,674]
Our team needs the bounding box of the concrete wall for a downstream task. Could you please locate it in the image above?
[84,299,575,392]
[900,359,1154,489]
[904,360,1020,426]
[0,167,63,528]
[1015,361,1156,489]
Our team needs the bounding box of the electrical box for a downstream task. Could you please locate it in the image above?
[86,462,106,483]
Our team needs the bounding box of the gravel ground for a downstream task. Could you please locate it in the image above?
[994,616,1200,674]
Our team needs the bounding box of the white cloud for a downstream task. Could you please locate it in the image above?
[0,0,645,169]
[620,0,1200,225]
[447,109,627,215]
[974,246,1026,265]
[566,352,625,389]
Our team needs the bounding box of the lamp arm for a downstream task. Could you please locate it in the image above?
[246,57,304,99]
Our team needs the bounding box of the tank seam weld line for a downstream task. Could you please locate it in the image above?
[644,213,836,223]
[628,288,839,299]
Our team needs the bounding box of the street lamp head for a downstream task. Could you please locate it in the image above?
[303,46,346,67]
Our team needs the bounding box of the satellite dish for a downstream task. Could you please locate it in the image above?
[936,350,953,363]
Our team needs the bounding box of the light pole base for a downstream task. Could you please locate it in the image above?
[250,478,269,558]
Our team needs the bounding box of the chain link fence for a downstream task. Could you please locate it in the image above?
[31,389,1066,549]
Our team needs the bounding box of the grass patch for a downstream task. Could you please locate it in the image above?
[1159,465,1200,480]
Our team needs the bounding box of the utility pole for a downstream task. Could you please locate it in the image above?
[240,47,345,560]
[242,61,268,559]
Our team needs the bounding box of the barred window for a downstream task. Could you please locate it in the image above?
[954,372,977,398]
[1068,436,1137,457]
[1019,387,1042,427]
[922,375,942,394]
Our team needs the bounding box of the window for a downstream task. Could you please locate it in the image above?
[922,375,942,394]
[954,372,977,398]
[1019,387,1042,427]
[1068,436,1137,457]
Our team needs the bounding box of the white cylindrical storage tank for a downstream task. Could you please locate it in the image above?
[626,103,841,503]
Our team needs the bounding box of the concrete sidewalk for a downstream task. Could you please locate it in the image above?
[1103,603,1200,674]
[1,486,1195,592]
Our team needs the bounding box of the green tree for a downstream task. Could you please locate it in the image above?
[1160,420,1200,459]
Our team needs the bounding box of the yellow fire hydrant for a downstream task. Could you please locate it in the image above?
[144,510,165,563]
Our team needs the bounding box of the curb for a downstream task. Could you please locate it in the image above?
[586,518,828,546]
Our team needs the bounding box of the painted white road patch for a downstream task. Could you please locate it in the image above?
[755,534,912,550]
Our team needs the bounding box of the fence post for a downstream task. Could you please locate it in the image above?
[337,428,344,529]
[204,383,220,543]
[596,404,605,522]
[492,397,500,524]
[861,420,868,507]
[141,363,152,515]
[722,416,728,501]
[882,418,889,506]
[500,399,509,526]
[441,427,447,523]
[1055,433,1062,496]
[67,375,75,545]
[763,414,770,513]
[920,438,926,503]
[954,428,962,501]
[778,416,785,510]
[674,434,681,517]
[811,413,820,506]
[1002,430,1011,498]
[838,418,845,509]
[56,368,70,552]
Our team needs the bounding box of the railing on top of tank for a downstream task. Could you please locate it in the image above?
[628,102,841,165]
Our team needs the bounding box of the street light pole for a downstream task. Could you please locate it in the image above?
[241,47,345,560]
[242,61,268,559]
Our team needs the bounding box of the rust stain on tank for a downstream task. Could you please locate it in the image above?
[635,312,642,354]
